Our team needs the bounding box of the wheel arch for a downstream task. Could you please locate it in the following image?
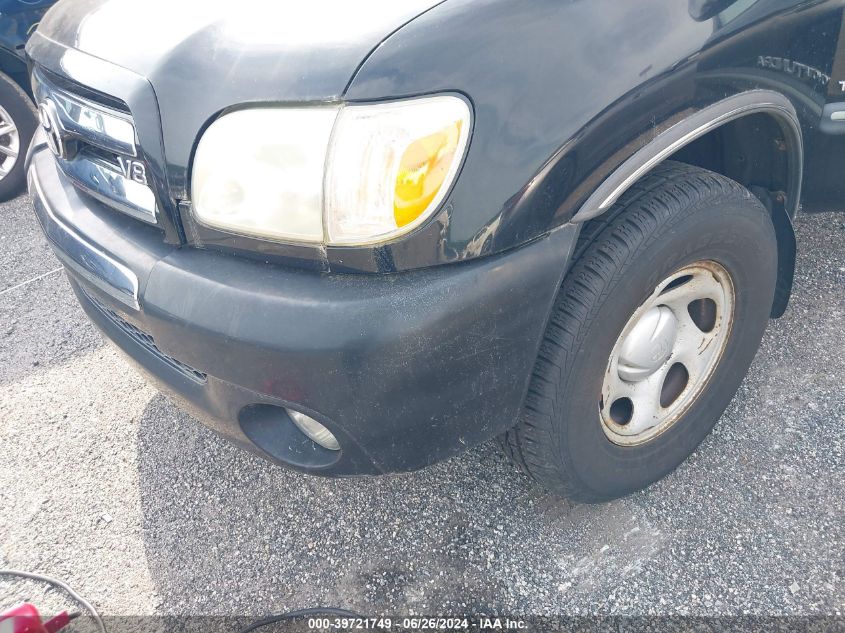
[572,90,802,318]
[0,47,33,99]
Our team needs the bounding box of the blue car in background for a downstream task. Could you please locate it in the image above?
[0,0,56,199]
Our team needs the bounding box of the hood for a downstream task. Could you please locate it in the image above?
[36,0,444,101]
[33,0,446,192]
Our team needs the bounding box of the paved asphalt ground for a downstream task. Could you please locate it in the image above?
[1,191,844,623]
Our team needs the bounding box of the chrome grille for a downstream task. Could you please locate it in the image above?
[32,69,159,225]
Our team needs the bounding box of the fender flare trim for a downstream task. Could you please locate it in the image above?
[572,90,803,223]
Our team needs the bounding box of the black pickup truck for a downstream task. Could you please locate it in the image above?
[24,0,845,502]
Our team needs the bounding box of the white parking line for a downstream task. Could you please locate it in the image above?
[0,266,62,297]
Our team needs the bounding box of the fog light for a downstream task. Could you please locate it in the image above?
[287,409,340,451]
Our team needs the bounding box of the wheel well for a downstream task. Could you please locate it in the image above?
[669,112,797,318]
[670,112,791,210]
[0,48,32,99]
[572,93,800,318]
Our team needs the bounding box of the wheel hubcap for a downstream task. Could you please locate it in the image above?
[617,305,678,382]
[600,261,735,446]
[0,104,20,180]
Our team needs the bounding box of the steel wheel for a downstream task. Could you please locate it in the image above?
[0,103,20,180]
[600,261,735,446]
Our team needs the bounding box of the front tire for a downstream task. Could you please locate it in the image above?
[502,161,778,502]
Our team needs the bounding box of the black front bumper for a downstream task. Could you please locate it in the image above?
[28,141,579,476]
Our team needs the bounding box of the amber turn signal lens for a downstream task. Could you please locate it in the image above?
[393,121,463,228]
[325,95,472,244]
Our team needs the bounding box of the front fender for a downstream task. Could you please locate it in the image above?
[344,0,834,271]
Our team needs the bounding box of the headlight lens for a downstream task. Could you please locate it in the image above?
[191,95,471,246]
[192,107,338,242]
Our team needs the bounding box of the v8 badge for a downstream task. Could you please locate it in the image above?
[118,156,149,186]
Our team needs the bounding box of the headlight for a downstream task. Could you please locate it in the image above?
[191,95,472,246]
[192,107,337,243]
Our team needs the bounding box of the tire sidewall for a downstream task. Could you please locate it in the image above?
[556,192,777,500]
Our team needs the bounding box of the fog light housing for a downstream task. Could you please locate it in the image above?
[287,409,340,451]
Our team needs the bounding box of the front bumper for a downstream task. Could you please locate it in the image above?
[28,140,579,475]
